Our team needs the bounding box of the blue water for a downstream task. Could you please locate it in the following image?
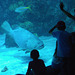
[0,0,75,75]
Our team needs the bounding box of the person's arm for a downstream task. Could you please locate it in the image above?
[60,2,75,20]
[49,25,57,34]
[26,62,31,75]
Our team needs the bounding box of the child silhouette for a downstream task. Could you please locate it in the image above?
[26,49,46,75]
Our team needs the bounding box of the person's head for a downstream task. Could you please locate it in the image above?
[56,21,66,30]
[30,49,39,60]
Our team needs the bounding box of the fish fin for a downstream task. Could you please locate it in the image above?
[25,51,30,53]
[1,21,12,32]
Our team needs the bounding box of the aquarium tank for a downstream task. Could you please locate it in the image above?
[0,0,75,75]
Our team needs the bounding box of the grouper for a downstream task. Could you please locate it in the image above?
[1,21,44,53]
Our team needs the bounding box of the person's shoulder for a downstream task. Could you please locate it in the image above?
[52,31,58,34]
[38,59,44,62]
[54,31,61,33]
[53,31,62,35]
[38,59,43,61]
[29,61,33,64]
[65,31,71,34]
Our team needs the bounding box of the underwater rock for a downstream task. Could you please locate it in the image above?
[19,21,34,32]
[1,21,44,53]
[9,1,24,11]
[1,66,8,72]
[9,3,18,11]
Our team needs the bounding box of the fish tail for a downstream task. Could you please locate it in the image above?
[28,5,32,11]
[1,21,12,33]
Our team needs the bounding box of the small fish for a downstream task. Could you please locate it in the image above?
[15,6,31,13]
[1,21,44,53]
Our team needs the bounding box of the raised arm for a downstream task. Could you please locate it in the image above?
[60,2,75,20]
[49,25,57,34]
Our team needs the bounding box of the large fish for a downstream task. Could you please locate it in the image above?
[1,21,44,52]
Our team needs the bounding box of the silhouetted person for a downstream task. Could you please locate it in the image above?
[49,21,72,75]
[60,2,75,53]
[60,2,75,75]
[60,2,75,20]
[26,49,46,75]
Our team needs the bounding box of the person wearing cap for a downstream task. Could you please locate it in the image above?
[60,2,75,75]
[49,21,72,75]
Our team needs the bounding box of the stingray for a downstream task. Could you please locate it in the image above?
[1,21,44,53]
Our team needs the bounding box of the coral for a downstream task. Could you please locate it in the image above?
[9,1,24,11]
[19,21,34,32]
[9,3,18,11]
[18,1,24,6]
[16,13,25,20]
